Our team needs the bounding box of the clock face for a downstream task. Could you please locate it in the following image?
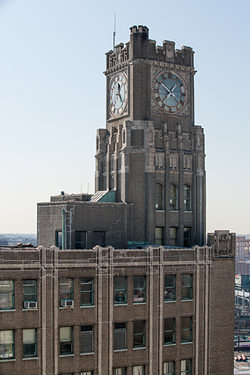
[109,72,128,117]
[153,72,186,114]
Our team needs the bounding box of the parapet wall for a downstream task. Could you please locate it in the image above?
[106,25,194,71]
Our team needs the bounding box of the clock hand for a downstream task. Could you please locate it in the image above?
[170,83,177,93]
[160,82,171,93]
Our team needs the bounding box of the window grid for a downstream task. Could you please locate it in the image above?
[155,183,164,210]
[170,184,178,210]
[133,321,145,348]
[59,278,74,307]
[114,277,127,304]
[80,325,93,354]
[114,323,126,350]
[184,185,191,211]
[0,330,14,360]
[23,280,37,308]
[23,329,37,358]
[80,278,94,306]
[134,276,146,303]
[164,318,175,345]
[133,365,145,375]
[163,361,175,375]
[0,280,14,310]
[182,274,193,300]
[164,275,176,302]
[60,327,73,355]
[155,227,164,246]
[114,368,127,375]
[181,317,193,343]
[181,359,192,374]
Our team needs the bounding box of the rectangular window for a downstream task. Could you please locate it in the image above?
[0,330,14,360]
[133,321,145,348]
[181,317,192,343]
[80,326,93,354]
[133,366,145,375]
[59,278,74,307]
[183,228,191,247]
[155,227,164,245]
[80,278,94,306]
[164,318,175,345]
[184,185,191,211]
[134,276,146,303]
[181,359,192,374]
[23,280,37,309]
[164,275,176,302]
[170,184,178,210]
[114,323,126,350]
[23,329,37,358]
[114,368,127,375]
[55,231,62,249]
[0,280,14,310]
[93,231,105,247]
[114,277,127,304]
[182,275,193,300]
[170,227,177,246]
[60,327,73,355]
[163,361,175,375]
[75,231,86,249]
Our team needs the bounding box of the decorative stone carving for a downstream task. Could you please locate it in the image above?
[207,231,236,258]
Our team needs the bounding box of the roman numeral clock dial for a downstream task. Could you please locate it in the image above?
[153,72,187,114]
[109,72,128,117]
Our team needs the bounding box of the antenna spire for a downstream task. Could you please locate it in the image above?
[113,12,116,50]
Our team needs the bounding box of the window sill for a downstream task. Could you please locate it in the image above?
[59,354,74,357]
[181,299,193,302]
[0,309,16,312]
[114,348,128,352]
[22,308,38,312]
[23,357,38,361]
[164,343,176,347]
[80,352,94,356]
[164,300,176,303]
[0,358,16,362]
[114,303,128,306]
[133,302,146,305]
[80,305,95,309]
[133,346,146,351]
[181,341,193,345]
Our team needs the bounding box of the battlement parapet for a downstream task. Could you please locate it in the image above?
[106,25,194,71]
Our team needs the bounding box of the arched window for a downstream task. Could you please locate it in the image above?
[184,185,191,211]
[170,184,178,211]
[155,183,164,210]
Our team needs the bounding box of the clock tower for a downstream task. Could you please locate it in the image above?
[95,25,206,247]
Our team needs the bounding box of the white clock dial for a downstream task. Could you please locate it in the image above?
[109,73,128,116]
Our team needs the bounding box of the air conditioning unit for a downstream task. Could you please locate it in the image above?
[24,301,37,309]
[61,299,74,308]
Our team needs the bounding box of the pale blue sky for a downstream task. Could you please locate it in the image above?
[0,0,250,234]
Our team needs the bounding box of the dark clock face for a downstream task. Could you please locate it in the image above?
[109,72,128,117]
[153,72,186,114]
